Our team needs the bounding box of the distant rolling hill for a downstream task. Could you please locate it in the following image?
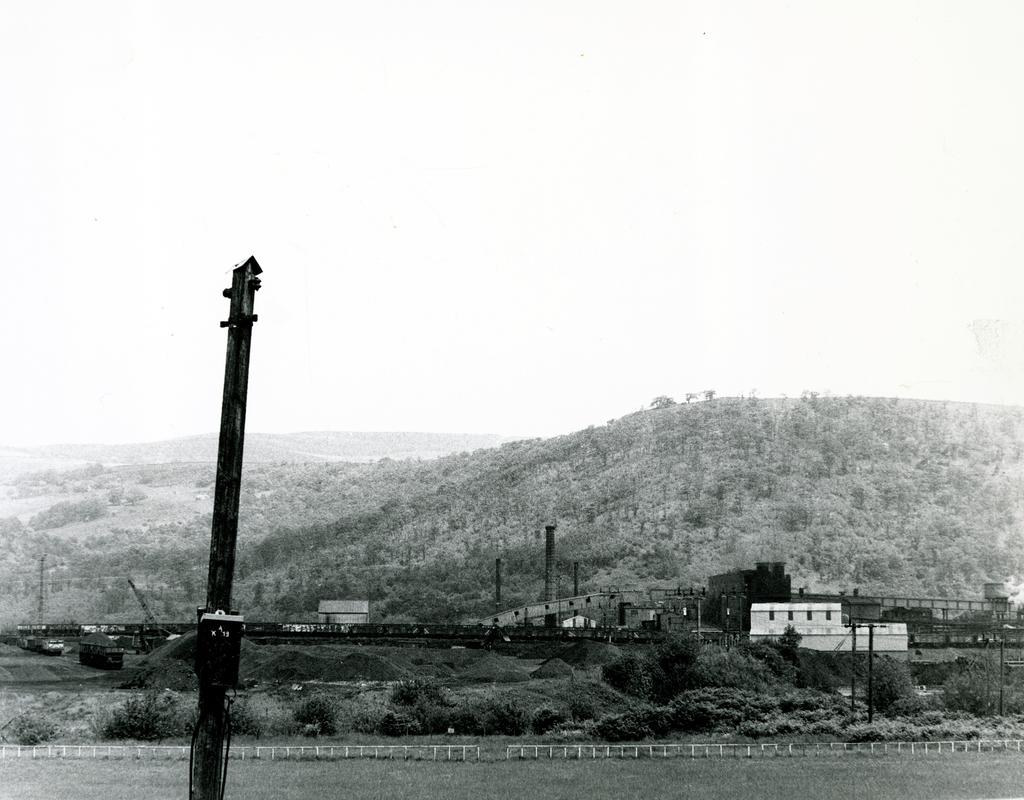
[0,431,509,479]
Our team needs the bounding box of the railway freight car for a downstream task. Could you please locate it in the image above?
[78,632,124,669]
[18,637,65,655]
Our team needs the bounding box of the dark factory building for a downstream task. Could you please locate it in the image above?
[703,562,792,633]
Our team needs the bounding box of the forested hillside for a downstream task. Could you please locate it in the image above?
[2,397,1022,627]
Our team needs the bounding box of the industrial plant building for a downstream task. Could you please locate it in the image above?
[317,600,370,624]
[479,524,1015,654]
[748,602,909,658]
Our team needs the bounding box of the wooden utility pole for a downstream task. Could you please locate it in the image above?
[999,635,1005,716]
[191,256,262,800]
[850,623,857,713]
[867,624,875,723]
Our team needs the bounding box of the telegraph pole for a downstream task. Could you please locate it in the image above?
[867,624,875,723]
[191,257,262,800]
[850,623,857,713]
[999,635,1005,716]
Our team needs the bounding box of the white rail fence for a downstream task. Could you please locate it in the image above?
[506,740,1024,760]
[0,744,481,762]
[3,740,1021,763]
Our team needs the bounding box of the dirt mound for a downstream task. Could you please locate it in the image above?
[126,631,268,690]
[557,639,622,667]
[531,658,574,679]
[459,653,531,683]
[248,647,411,683]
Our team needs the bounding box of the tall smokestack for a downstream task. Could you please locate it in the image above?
[573,561,579,596]
[544,525,556,627]
[495,557,502,612]
[544,525,556,601]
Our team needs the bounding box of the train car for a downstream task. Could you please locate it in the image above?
[78,632,125,669]
[18,637,64,655]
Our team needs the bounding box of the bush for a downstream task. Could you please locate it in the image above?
[483,697,530,736]
[293,695,337,737]
[688,648,775,691]
[351,706,387,735]
[531,706,568,735]
[742,642,798,684]
[651,635,701,702]
[11,714,58,745]
[668,688,780,733]
[102,691,189,741]
[412,701,454,735]
[871,657,916,713]
[390,678,446,708]
[602,652,656,700]
[378,709,423,737]
[737,716,807,739]
[593,711,653,742]
[228,699,263,738]
[565,684,600,722]
[448,695,529,736]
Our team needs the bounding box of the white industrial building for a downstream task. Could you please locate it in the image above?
[317,599,370,624]
[749,602,908,658]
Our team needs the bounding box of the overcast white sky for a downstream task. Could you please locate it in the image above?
[1,2,1023,446]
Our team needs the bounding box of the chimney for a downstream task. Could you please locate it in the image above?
[544,525,557,627]
[573,561,579,596]
[544,525,556,602]
[495,558,502,612]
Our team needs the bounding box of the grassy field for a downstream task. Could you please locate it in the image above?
[2,753,1024,800]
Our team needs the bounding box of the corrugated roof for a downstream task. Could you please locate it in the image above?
[318,599,369,613]
[751,602,842,612]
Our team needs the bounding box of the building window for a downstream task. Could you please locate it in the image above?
[787,610,793,621]
[768,610,775,621]
[807,610,813,620]
[826,610,832,621]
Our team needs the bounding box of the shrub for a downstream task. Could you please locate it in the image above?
[378,709,423,737]
[412,700,454,734]
[228,699,263,738]
[448,694,529,736]
[565,684,600,722]
[390,678,446,708]
[737,715,808,739]
[593,711,653,742]
[351,706,387,735]
[778,690,843,714]
[688,648,774,691]
[871,657,916,713]
[650,635,701,702]
[602,652,656,701]
[293,695,337,737]
[886,695,926,717]
[943,672,993,715]
[668,687,780,733]
[742,641,798,684]
[531,706,568,735]
[230,695,294,737]
[12,714,58,745]
[483,697,529,736]
[102,691,189,741]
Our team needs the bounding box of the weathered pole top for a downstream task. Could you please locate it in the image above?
[235,255,262,276]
